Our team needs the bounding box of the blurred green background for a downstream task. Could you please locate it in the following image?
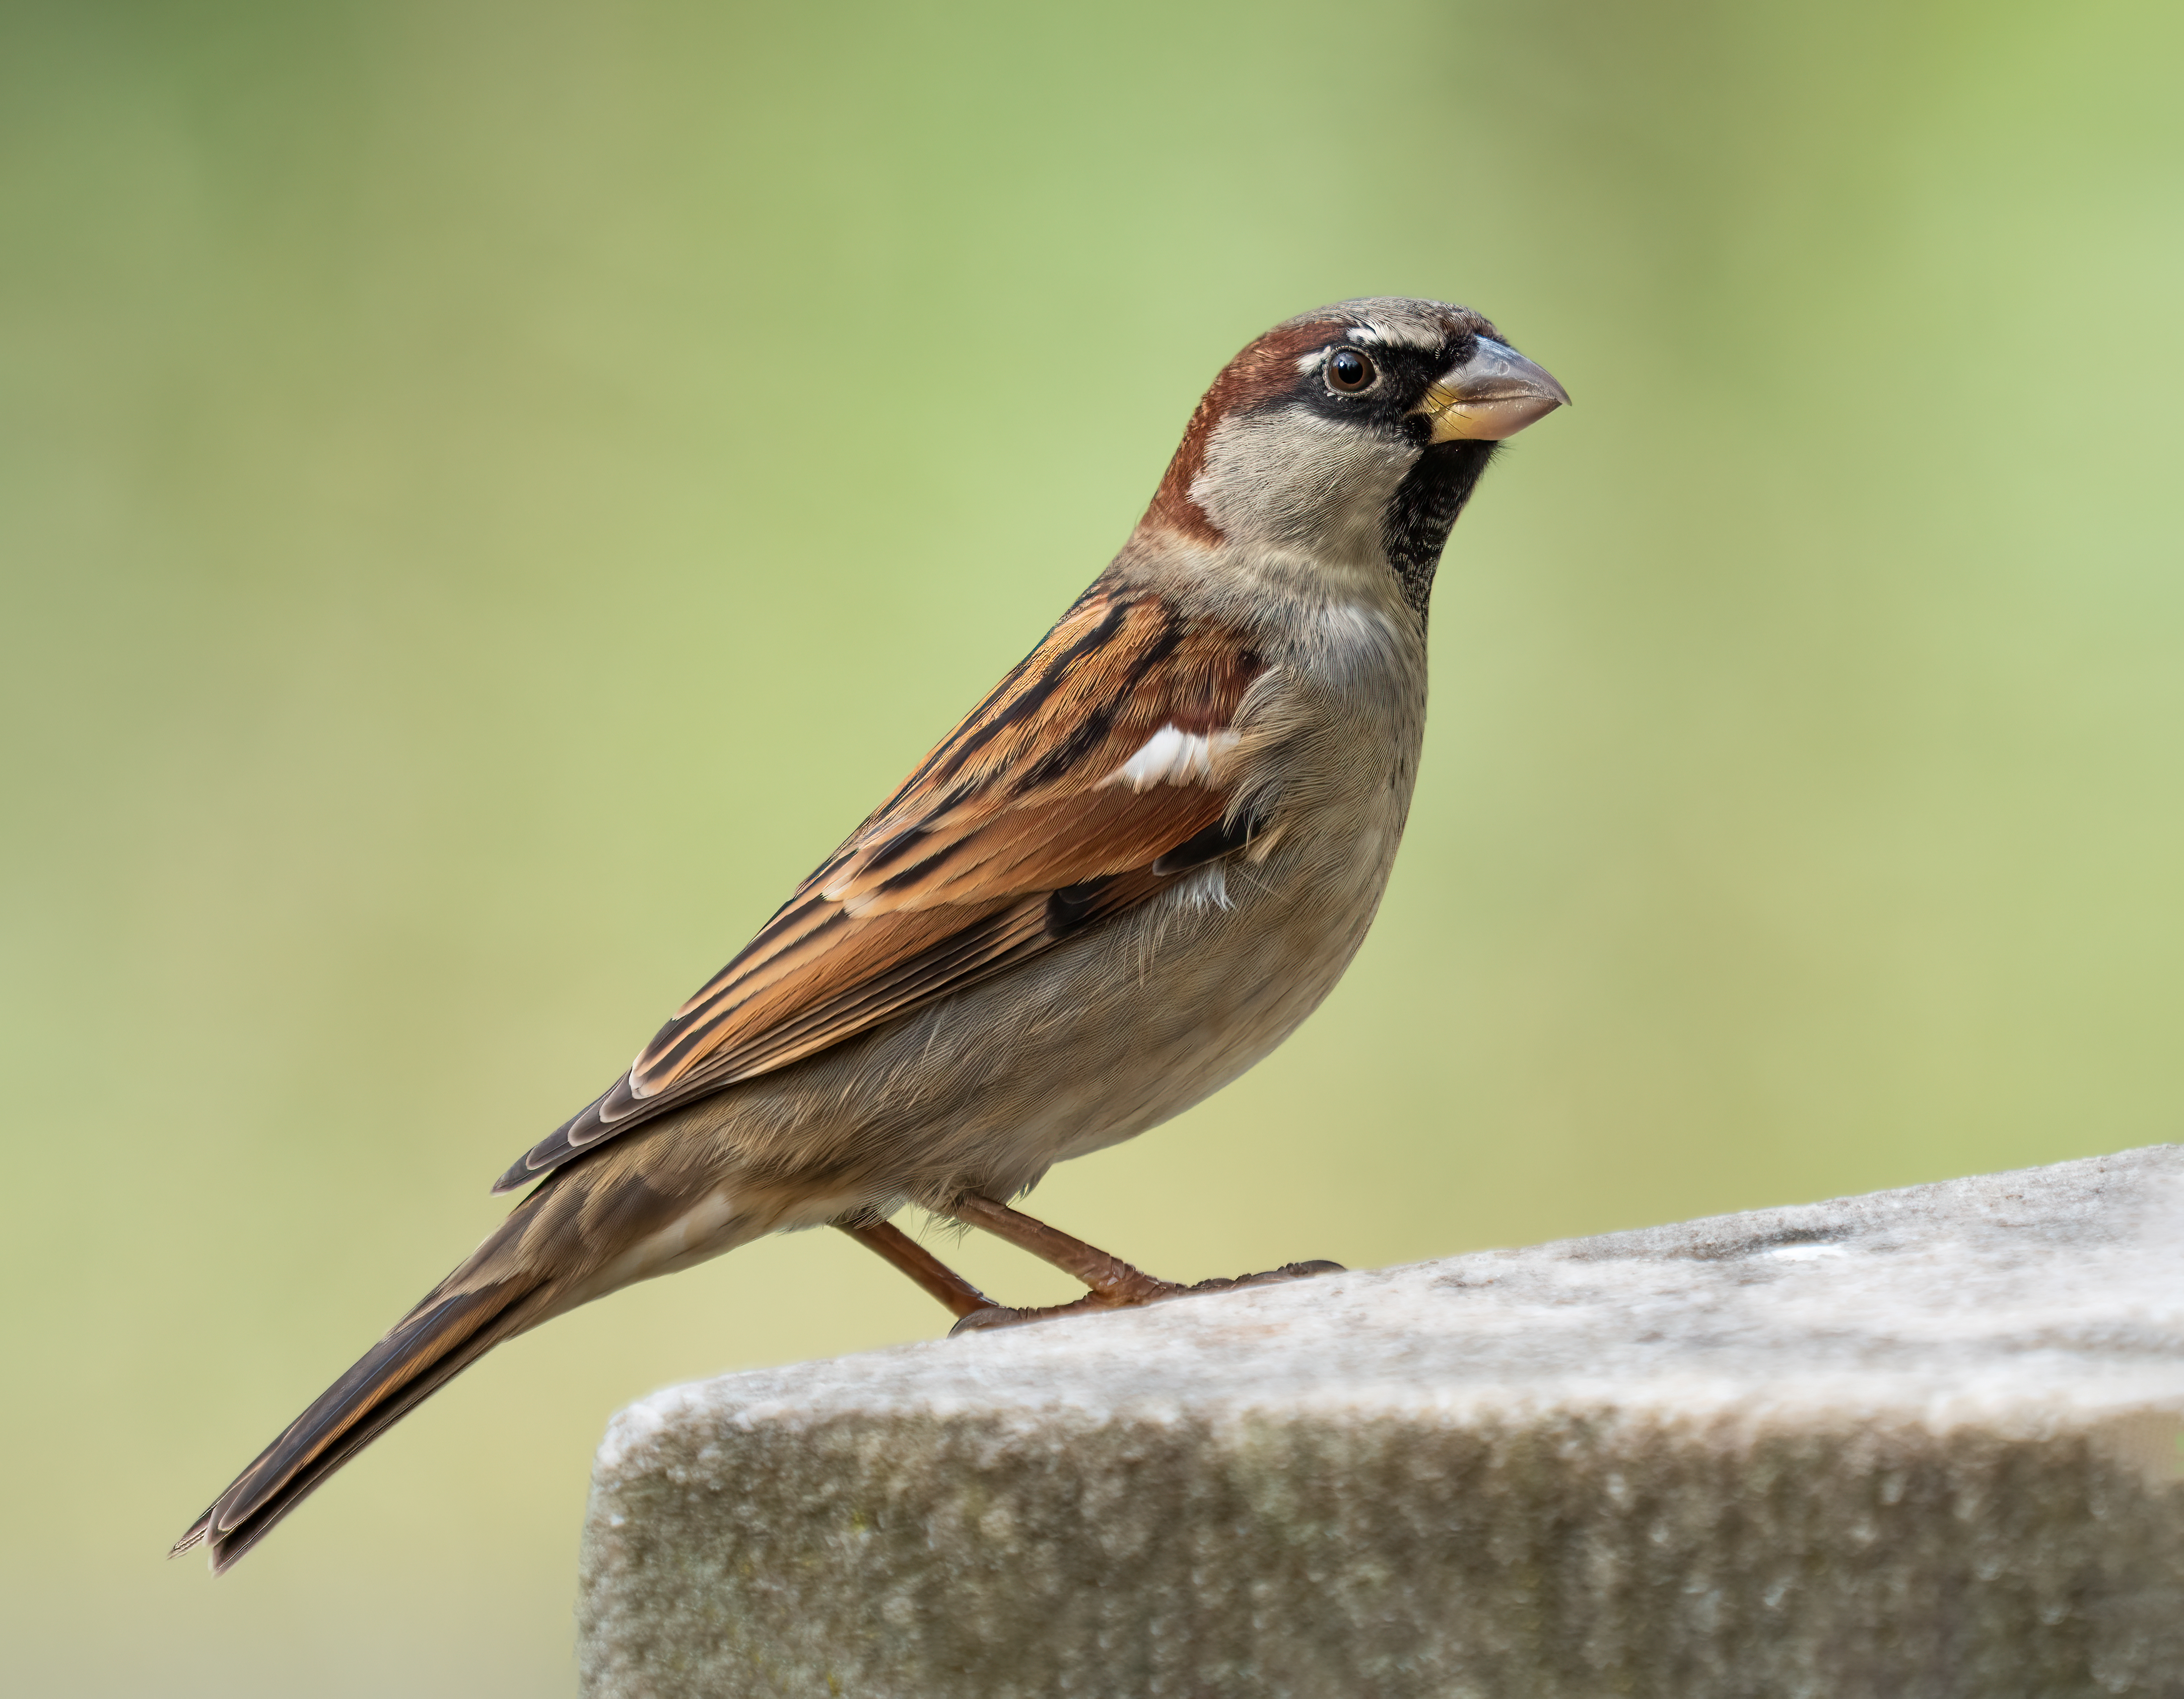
[3,0,2180,1692]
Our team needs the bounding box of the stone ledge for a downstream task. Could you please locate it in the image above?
[577,1147,2184,1699]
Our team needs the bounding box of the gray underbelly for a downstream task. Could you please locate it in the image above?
[654,829,1398,1211]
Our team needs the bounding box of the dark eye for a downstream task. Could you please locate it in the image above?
[1325,348,1376,393]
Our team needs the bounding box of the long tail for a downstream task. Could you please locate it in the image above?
[170,1269,551,1573]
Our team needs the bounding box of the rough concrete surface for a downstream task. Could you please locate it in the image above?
[577,1147,2184,1699]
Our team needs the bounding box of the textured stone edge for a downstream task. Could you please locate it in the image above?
[578,1398,2184,1699]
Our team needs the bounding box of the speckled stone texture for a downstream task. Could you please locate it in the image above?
[576,1147,2184,1699]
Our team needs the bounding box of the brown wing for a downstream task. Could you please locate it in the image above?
[492,582,1267,1192]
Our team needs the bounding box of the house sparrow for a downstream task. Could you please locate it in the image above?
[174,297,1566,1571]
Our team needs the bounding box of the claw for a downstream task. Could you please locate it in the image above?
[946,1259,1345,1336]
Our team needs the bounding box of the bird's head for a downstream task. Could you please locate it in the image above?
[1139,298,1567,614]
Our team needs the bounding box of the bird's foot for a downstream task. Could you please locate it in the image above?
[947,1258,1344,1335]
[840,1201,1344,1337]
[1179,1258,1348,1294]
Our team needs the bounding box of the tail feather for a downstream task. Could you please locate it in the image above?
[172,1278,543,1573]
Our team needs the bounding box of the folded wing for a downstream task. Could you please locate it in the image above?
[493,583,1268,1192]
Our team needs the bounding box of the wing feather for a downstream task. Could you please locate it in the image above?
[492,583,1267,1192]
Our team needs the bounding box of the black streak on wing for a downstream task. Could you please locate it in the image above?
[907,595,1133,795]
[1010,705,1117,795]
[492,798,1265,1195]
[1044,877,1112,938]
[856,824,933,877]
[1152,806,1263,875]
[494,902,1042,1193]
[646,903,854,1068]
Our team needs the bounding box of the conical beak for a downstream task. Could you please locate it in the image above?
[1417,338,1570,442]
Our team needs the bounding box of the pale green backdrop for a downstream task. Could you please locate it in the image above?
[3,1,2180,1693]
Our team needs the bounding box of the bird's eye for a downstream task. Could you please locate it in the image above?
[1325,348,1376,394]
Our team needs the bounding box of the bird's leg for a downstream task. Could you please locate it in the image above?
[947,1192,1180,1305]
[942,1192,1346,1334]
[837,1219,1003,1322]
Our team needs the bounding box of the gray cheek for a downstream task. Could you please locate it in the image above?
[1192,412,1417,557]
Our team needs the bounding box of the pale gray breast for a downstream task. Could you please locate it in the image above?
[965,593,1432,1170]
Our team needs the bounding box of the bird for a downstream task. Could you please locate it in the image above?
[172,296,1566,1572]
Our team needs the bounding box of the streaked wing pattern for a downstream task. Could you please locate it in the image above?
[493,583,1265,1192]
